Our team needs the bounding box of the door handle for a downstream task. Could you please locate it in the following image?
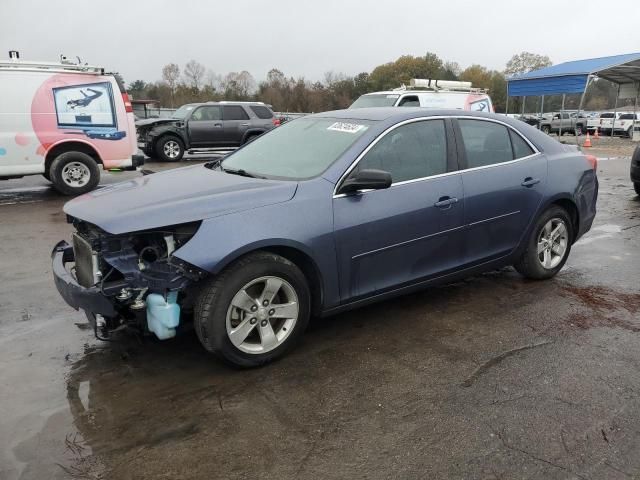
[434,196,458,208]
[521,177,541,188]
[241,123,250,127]
[213,123,222,128]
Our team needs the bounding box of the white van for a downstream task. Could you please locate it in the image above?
[350,79,494,113]
[0,54,142,195]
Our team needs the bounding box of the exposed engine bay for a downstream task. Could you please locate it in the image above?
[68,217,206,340]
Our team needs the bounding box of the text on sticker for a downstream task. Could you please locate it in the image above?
[327,122,367,134]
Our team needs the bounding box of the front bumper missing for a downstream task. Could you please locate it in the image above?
[51,241,117,317]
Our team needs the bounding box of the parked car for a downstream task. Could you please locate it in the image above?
[615,113,638,138]
[632,145,640,196]
[136,101,280,162]
[599,112,624,136]
[0,53,142,195]
[52,108,598,367]
[350,79,494,113]
[539,111,595,135]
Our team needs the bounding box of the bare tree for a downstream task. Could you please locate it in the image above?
[505,52,552,76]
[183,60,206,90]
[161,63,180,107]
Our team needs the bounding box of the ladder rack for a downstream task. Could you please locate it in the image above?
[0,60,104,75]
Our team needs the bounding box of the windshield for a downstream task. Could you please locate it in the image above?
[350,94,399,109]
[172,105,195,119]
[221,117,373,179]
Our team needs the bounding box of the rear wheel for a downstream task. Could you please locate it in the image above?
[514,206,573,280]
[194,252,310,368]
[49,151,100,196]
[541,125,551,135]
[575,125,584,136]
[156,136,184,162]
[627,127,633,139]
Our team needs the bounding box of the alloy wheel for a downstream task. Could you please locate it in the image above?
[226,276,299,354]
[163,140,181,159]
[537,218,568,269]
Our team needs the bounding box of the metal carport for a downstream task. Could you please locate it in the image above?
[507,52,640,137]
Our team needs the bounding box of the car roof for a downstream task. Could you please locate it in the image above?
[185,101,270,107]
[312,107,506,123]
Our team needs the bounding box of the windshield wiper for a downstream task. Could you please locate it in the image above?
[222,167,266,179]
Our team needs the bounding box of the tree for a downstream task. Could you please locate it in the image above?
[128,80,147,99]
[460,65,492,89]
[161,63,180,107]
[221,71,256,100]
[183,60,206,90]
[505,52,552,76]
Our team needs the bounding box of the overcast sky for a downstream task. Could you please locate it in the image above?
[3,0,640,85]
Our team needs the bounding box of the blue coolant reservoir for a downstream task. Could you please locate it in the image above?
[146,291,180,340]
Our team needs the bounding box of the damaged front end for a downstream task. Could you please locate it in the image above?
[52,218,207,341]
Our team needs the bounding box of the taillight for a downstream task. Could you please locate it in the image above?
[272,118,281,126]
[122,93,133,113]
[585,154,598,170]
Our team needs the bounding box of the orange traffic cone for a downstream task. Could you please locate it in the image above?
[593,128,599,139]
[583,132,592,148]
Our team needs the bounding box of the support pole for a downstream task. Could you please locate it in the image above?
[611,84,620,137]
[540,95,544,130]
[576,76,592,145]
[505,93,509,115]
[633,82,639,140]
[559,94,565,137]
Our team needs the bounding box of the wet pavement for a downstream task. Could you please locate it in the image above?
[1,156,639,480]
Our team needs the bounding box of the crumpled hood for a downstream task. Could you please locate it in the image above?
[64,165,298,234]
[135,118,180,128]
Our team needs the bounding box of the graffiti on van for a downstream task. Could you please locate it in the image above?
[53,82,126,140]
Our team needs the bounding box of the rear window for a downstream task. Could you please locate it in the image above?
[600,113,615,118]
[250,105,274,119]
[223,105,250,120]
[620,114,637,120]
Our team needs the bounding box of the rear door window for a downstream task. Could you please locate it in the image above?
[509,130,535,159]
[397,96,420,107]
[458,119,513,168]
[223,105,250,120]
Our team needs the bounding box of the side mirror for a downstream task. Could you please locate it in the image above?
[338,169,392,195]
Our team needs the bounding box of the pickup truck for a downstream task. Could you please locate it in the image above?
[539,111,598,136]
[136,101,279,161]
[600,112,638,137]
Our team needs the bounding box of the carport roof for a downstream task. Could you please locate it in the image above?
[507,52,640,97]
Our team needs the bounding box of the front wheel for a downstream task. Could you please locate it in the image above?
[541,125,551,135]
[156,136,184,162]
[194,252,310,367]
[49,151,100,195]
[514,206,573,280]
[628,128,634,139]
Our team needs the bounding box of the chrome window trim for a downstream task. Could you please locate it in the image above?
[333,115,541,198]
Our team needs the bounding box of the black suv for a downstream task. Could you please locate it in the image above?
[136,102,279,162]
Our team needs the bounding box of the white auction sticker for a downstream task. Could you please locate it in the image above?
[327,122,367,134]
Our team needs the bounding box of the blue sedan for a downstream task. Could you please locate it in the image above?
[52,108,598,367]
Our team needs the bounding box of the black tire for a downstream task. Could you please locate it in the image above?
[155,135,184,162]
[143,147,155,159]
[42,170,51,181]
[541,125,550,135]
[194,252,311,368]
[49,151,100,196]
[514,206,574,280]
[575,125,584,136]
[627,127,633,139]
[634,183,640,196]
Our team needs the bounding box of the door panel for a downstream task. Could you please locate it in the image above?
[333,175,465,300]
[188,106,224,146]
[455,118,547,265]
[222,106,251,145]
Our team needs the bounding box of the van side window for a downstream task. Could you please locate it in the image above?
[355,120,447,183]
[458,119,513,168]
[397,96,420,107]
